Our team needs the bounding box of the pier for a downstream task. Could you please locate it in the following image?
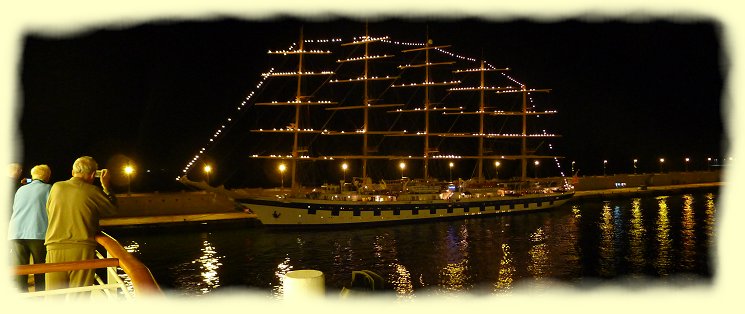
[573,182,721,201]
[101,190,256,227]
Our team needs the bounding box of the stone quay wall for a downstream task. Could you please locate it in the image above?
[113,191,236,217]
[572,171,721,191]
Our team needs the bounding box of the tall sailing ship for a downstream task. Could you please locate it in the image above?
[193,25,574,226]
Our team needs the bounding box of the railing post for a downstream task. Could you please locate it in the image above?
[106,250,118,296]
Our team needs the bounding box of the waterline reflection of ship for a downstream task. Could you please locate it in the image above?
[185,25,574,226]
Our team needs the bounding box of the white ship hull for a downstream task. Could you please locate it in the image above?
[238,192,574,226]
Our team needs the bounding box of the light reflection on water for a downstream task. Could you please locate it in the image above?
[528,227,549,279]
[494,243,515,293]
[628,198,646,273]
[110,192,717,296]
[271,256,293,299]
[681,195,696,271]
[598,202,615,277]
[655,196,672,276]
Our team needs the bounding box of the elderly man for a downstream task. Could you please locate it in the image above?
[45,156,118,296]
[8,164,52,291]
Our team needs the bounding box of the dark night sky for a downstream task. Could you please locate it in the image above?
[14,17,725,191]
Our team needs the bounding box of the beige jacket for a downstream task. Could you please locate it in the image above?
[45,177,117,249]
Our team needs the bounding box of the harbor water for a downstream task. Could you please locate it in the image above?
[105,191,717,298]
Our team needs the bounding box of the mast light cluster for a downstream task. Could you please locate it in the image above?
[392,106,463,112]
[337,55,393,62]
[449,86,514,91]
[304,38,342,43]
[263,71,335,76]
[267,49,332,55]
[380,38,425,47]
[347,36,390,44]
[391,80,461,87]
[256,127,321,132]
[434,47,477,62]
[330,75,395,83]
[454,67,510,73]
[495,88,550,94]
[261,100,336,105]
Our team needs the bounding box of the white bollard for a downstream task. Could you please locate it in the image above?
[283,269,325,300]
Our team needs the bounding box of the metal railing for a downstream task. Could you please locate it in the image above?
[14,231,162,299]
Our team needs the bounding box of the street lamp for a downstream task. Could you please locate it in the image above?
[203,164,212,186]
[278,163,286,191]
[685,157,690,172]
[707,157,712,171]
[659,158,665,173]
[449,161,454,182]
[571,161,575,174]
[341,162,348,183]
[399,161,406,179]
[124,164,134,196]
[633,159,638,174]
[603,160,607,176]
[494,161,501,180]
[534,160,540,178]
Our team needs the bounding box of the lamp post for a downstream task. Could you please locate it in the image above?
[659,158,665,173]
[341,162,348,183]
[399,161,406,179]
[685,157,690,172]
[124,164,134,196]
[603,160,607,176]
[449,162,454,182]
[203,164,212,186]
[494,161,501,181]
[633,159,638,174]
[279,163,286,191]
[707,157,712,171]
[534,160,540,178]
[571,161,575,174]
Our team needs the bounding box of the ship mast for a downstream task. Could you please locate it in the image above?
[292,29,305,190]
[253,27,336,191]
[394,38,457,181]
[449,64,559,183]
[449,62,511,180]
[327,25,402,182]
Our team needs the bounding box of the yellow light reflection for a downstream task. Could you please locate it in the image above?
[598,202,615,277]
[439,224,472,292]
[272,256,293,299]
[628,198,646,273]
[561,204,582,277]
[494,243,515,293]
[390,263,414,299]
[440,262,469,292]
[680,194,696,271]
[655,196,671,275]
[571,204,581,219]
[195,240,222,294]
[704,193,716,246]
[528,227,549,284]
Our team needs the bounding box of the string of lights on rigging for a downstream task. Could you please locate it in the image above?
[180,34,565,178]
